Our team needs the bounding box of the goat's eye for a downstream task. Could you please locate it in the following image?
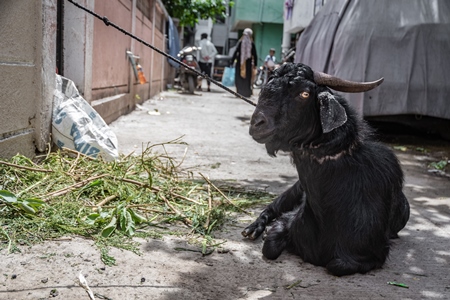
[300,91,310,99]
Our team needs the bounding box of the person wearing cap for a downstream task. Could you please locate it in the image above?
[197,33,218,92]
[264,48,277,84]
[231,28,258,97]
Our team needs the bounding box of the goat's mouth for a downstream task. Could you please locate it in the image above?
[250,128,275,144]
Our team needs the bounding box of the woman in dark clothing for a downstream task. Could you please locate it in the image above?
[231,28,258,98]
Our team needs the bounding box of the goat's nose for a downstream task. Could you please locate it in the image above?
[251,112,267,128]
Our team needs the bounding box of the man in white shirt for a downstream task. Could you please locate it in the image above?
[197,33,218,92]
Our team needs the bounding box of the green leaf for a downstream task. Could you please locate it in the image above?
[201,238,207,255]
[119,207,127,232]
[285,279,302,289]
[0,190,18,203]
[23,198,45,210]
[128,209,147,224]
[125,210,135,236]
[119,209,135,236]
[101,216,117,238]
[429,160,448,171]
[23,197,45,205]
[387,281,409,288]
[18,202,36,214]
[85,213,100,225]
[77,179,104,196]
[86,179,103,188]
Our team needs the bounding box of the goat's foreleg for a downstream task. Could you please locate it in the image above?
[242,180,304,240]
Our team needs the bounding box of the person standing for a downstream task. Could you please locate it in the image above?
[264,48,277,68]
[264,48,277,84]
[231,28,258,98]
[197,33,218,92]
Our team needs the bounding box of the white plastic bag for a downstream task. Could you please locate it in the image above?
[52,75,119,161]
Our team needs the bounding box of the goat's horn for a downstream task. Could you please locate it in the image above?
[313,71,384,93]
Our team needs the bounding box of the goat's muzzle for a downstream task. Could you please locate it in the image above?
[249,111,274,143]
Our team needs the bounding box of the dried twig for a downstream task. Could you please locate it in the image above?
[204,182,212,230]
[77,272,96,300]
[68,152,81,174]
[0,160,52,173]
[121,150,135,160]
[61,147,95,160]
[160,194,192,225]
[43,174,108,199]
[151,185,202,205]
[116,177,203,205]
[132,207,176,214]
[199,172,249,214]
[92,195,117,211]
[85,204,176,215]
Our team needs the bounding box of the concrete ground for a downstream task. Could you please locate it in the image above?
[1,85,449,300]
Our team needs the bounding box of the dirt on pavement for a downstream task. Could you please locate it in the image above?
[1,86,449,300]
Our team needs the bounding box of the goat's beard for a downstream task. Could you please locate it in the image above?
[266,144,278,157]
[265,138,289,157]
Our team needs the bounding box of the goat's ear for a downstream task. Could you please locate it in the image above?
[317,91,347,133]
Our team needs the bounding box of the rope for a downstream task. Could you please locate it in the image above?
[66,0,257,107]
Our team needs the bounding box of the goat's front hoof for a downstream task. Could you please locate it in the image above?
[241,228,258,240]
[242,221,266,240]
[262,226,288,260]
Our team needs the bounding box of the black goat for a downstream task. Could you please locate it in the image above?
[242,63,410,276]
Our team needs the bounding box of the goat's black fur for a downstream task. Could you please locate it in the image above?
[243,63,410,276]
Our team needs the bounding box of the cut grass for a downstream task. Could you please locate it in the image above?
[0,142,272,265]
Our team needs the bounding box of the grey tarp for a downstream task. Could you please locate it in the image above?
[295,0,450,120]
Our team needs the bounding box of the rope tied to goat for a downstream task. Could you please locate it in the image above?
[66,0,257,107]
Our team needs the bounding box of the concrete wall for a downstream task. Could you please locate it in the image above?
[228,0,284,64]
[0,0,56,159]
[284,0,316,34]
[231,0,284,30]
[253,23,284,66]
[281,0,328,55]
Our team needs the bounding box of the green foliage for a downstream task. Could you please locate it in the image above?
[429,160,448,171]
[162,0,233,27]
[0,190,45,215]
[0,143,272,262]
[84,204,147,238]
[100,247,117,266]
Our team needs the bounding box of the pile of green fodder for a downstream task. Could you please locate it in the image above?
[0,143,272,264]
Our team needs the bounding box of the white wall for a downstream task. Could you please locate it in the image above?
[284,0,315,34]
[195,18,214,45]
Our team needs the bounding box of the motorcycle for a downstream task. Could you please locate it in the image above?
[253,65,266,88]
[176,45,201,94]
[254,48,295,88]
[282,47,295,63]
[253,60,280,88]
[281,47,296,64]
